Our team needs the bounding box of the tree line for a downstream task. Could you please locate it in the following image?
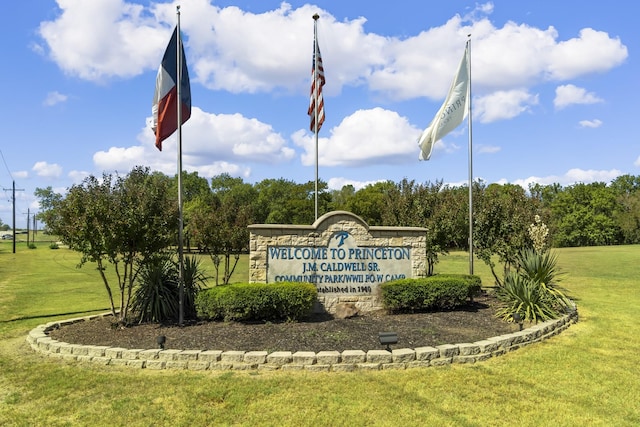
[35,168,640,285]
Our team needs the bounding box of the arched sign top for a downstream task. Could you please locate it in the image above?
[312,210,369,230]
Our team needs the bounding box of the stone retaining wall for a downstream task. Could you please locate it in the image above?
[27,309,578,372]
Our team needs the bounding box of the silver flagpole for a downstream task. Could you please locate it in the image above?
[467,36,474,275]
[312,14,320,220]
[176,5,185,325]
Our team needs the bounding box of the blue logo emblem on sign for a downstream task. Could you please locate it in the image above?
[334,231,349,247]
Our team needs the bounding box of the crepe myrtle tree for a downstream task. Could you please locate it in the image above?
[188,179,253,285]
[40,167,178,323]
[474,182,538,286]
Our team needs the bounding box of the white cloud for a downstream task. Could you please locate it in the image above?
[32,161,62,178]
[38,0,167,82]
[292,107,420,167]
[37,1,627,109]
[68,170,90,184]
[43,91,68,107]
[474,90,539,123]
[13,171,29,179]
[634,156,640,167]
[548,28,628,80]
[478,145,501,154]
[93,107,292,179]
[508,168,623,188]
[579,119,603,128]
[327,177,385,191]
[554,84,603,109]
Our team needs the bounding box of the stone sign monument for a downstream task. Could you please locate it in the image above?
[248,211,427,313]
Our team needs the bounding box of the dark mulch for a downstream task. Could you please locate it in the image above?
[49,293,519,353]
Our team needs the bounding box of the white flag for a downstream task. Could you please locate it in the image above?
[418,45,469,160]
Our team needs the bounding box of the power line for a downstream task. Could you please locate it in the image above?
[0,151,24,253]
[0,149,13,181]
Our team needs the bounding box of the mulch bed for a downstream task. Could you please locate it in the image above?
[49,293,519,353]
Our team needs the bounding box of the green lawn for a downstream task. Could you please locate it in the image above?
[1,241,639,426]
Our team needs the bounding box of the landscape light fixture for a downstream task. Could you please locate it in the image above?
[513,313,523,331]
[378,332,398,352]
[157,335,166,350]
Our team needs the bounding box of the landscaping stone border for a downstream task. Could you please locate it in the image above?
[27,308,578,372]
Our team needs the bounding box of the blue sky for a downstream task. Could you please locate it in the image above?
[0,0,636,229]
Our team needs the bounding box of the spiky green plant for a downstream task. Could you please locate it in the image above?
[130,254,179,324]
[131,254,209,324]
[181,255,209,319]
[496,249,572,322]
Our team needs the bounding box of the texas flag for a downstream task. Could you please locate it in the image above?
[152,27,191,151]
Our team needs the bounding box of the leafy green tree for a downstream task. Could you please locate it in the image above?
[610,174,640,244]
[329,184,355,212]
[474,183,537,285]
[550,182,621,247]
[253,178,329,224]
[34,186,64,234]
[190,176,256,284]
[348,181,394,226]
[44,167,178,323]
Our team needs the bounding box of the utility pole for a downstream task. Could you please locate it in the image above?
[24,209,38,245]
[3,180,25,254]
[26,208,30,247]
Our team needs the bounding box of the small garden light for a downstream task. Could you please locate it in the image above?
[378,332,398,351]
[157,335,166,350]
[513,313,523,331]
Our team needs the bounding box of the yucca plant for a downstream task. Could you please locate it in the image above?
[181,255,209,320]
[518,248,560,285]
[496,249,572,323]
[131,254,179,324]
[131,254,209,324]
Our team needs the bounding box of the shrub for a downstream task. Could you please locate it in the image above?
[49,242,59,249]
[380,274,481,313]
[495,249,572,323]
[131,254,207,324]
[28,243,37,249]
[195,282,317,322]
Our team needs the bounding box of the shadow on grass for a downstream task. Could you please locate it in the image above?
[0,308,111,323]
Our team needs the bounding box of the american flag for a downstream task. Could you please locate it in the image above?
[308,37,325,132]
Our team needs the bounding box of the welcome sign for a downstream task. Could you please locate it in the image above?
[267,230,411,295]
[248,210,427,312]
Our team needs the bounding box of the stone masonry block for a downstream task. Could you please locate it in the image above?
[474,340,498,354]
[342,350,366,364]
[414,346,440,361]
[121,349,144,360]
[366,350,392,364]
[316,351,341,364]
[176,350,201,361]
[198,350,222,362]
[436,344,459,358]
[221,351,245,362]
[392,348,416,363]
[244,351,268,364]
[292,351,316,365]
[267,351,293,365]
[458,343,481,356]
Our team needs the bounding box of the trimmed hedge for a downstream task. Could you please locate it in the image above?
[195,282,317,322]
[380,274,482,313]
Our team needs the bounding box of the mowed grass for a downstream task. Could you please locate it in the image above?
[1,241,639,426]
